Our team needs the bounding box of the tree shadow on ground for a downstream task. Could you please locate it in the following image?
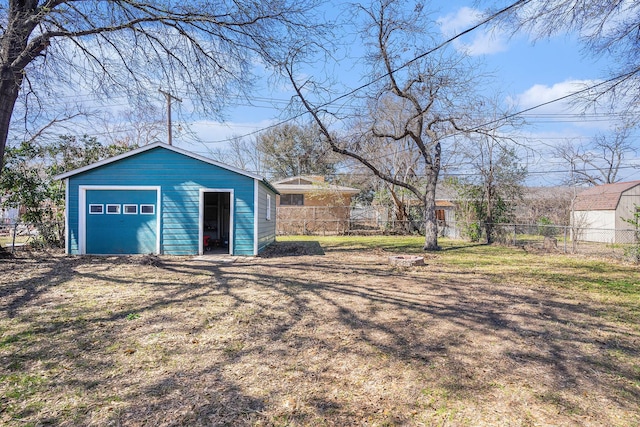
[260,241,325,257]
[1,250,639,426]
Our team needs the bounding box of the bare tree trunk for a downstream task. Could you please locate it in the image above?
[0,80,21,171]
[485,185,494,244]
[1,0,40,173]
[423,178,439,250]
[485,221,494,244]
[388,185,411,233]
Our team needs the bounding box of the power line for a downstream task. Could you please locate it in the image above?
[18,0,637,165]
[187,0,534,144]
[41,88,638,123]
[188,143,640,178]
[192,19,636,148]
[196,67,639,166]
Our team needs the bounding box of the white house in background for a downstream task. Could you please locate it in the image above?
[572,180,640,243]
[0,197,19,224]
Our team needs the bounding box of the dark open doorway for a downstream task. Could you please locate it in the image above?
[202,191,231,254]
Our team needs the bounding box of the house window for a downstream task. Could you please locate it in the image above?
[266,195,272,220]
[280,194,304,206]
[89,204,104,214]
[106,204,121,214]
[436,209,445,221]
[123,204,138,214]
[140,204,155,215]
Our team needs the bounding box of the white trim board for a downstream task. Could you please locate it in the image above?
[64,179,70,254]
[254,180,259,256]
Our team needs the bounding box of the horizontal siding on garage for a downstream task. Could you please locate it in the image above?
[66,183,80,254]
[234,196,255,255]
[257,182,277,253]
[67,146,257,255]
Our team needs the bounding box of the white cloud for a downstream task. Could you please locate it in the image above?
[437,7,508,56]
[507,79,599,114]
[504,79,634,146]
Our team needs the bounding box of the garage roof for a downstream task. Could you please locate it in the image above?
[573,181,640,211]
[53,142,279,194]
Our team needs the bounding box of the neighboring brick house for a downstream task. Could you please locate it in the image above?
[572,180,640,243]
[273,176,359,235]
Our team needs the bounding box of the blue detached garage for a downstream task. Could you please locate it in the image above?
[54,142,278,256]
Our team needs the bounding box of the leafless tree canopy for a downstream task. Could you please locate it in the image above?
[0,0,323,171]
[256,122,341,180]
[556,123,637,186]
[208,134,266,177]
[497,0,640,107]
[285,0,519,249]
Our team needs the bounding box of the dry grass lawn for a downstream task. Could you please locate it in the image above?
[1,236,639,426]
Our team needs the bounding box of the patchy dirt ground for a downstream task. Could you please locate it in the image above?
[1,244,639,426]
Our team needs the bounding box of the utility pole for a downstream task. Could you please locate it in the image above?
[159,89,182,145]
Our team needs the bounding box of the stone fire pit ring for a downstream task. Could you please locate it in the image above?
[388,255,425,267]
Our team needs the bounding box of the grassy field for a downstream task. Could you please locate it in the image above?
[0,234,30,249]
[1,236,639,426]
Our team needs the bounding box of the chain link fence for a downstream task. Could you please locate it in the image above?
[277,208,639,261]
[0,221,65,253]
[3,212,636,261]
[474,222,638,260]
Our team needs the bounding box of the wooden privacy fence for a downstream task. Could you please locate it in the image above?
[276,206,353,235]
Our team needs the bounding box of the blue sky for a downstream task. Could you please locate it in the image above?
[5,0,637,188]
[166,1,640,185]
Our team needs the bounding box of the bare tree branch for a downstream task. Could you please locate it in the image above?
[0,0,326,171]
[282,0,522,249]
[495,0,640,110]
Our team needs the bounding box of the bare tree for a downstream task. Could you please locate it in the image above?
[556,123,636,186]
[352,96,428,233]
[284,0,511,250]
[497,0,640,108]
[453,134,526,243]
[570,209,591,253]
[256,122,341,180]
[450,97,527,243]
[0,0,324,173]
[94,107,165,148]
[208,134,266,176]
[515,186,574,225]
